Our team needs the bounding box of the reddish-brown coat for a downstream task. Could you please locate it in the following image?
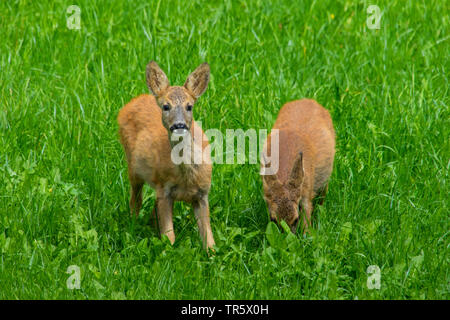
[118,62,215,250]
[262,99,335,232]
[118,94,211,201]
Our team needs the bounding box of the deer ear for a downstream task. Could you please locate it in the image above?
[184,63,210,99]
[288,152,304,192]
[263,174,283,194]
[261,153,283,193]
[146,61,170,97]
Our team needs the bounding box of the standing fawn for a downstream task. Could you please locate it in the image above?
[117,61,215,250]
[261,99,335,233]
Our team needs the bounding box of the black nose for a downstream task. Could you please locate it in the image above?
[292,217,299,227]
[170,123,188,132]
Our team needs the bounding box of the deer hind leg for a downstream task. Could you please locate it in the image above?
[129,174,144,217]
[149,198,159,230]
[317,183,329,206]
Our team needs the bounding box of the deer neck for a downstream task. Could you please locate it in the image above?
[168,131,202,175]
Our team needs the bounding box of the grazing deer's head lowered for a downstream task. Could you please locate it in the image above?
[261,99,336,234]
[262,152,304,232]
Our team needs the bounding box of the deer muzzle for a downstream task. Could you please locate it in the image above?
[170,122,189,135]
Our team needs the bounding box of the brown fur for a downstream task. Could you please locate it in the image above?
[117,61,215,250]
[261,99,336,233]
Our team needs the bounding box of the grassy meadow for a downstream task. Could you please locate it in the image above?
[0,0,448,299]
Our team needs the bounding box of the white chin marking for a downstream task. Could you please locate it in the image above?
[172,128,189,136]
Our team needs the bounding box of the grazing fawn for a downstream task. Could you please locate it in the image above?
[117,61,215,250]
[261,99,335,233]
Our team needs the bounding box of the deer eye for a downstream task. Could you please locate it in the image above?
[163,104,170,111]
[186,105,192,111]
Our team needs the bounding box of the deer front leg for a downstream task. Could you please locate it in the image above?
[193,196,215,251]
[300,197,313,234]
[155,192,175,244]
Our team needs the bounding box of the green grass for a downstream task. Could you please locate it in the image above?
[0,0,448,299]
